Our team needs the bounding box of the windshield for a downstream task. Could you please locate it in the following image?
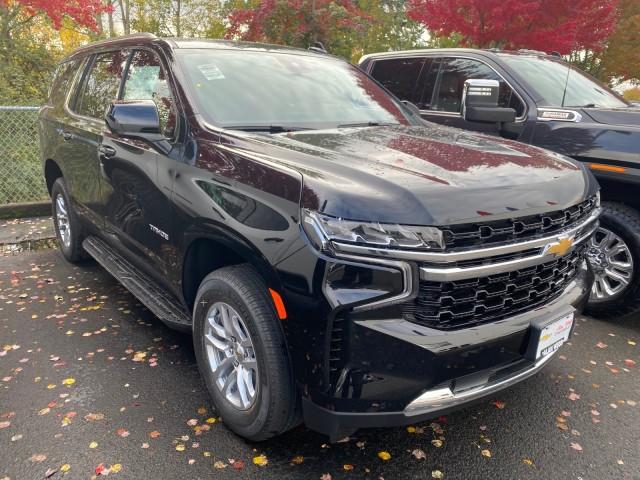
[500,55,628,109]
[176,49,412,129]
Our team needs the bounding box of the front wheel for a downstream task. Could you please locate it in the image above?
[585,202,640,318]
[193,265,299,441]
[51,178,86,263]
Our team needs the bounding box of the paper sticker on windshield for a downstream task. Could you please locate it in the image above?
[197,63,225,80]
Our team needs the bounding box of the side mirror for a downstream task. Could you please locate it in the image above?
[462,79,516,124]
[105,100,164,142]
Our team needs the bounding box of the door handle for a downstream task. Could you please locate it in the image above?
[98,145,116,158]
[61,131,72,141]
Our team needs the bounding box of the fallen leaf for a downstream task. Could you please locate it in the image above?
[213,460,227,469]
[412,449,427,460]
[110,464,122,473]
[378,451,391,461]
[89,442,98,449]
[570,442,583,452]
[116,428,130,438]
[481,449,492,458]
[176,444,186,452]
[343,464,354,471]
[432,470,444,479]
[492,400,506,409]
[253,454,268,466]
[60,464,71,473]
[595,342,607,349]
[291,455,304,465]
[205,417,216,424]
[187,419,198,426]
[523,458,534,466]
[30,454,47,462]
[624,359,636,367]
[149,430,161,438]
[61,378,75,386]
[320,474,332,480]
[568,392,580,401]
[431,439,443,448]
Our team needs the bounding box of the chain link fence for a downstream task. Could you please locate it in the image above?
[0,106,48,205]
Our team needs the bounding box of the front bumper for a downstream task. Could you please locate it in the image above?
[301,262,593,441]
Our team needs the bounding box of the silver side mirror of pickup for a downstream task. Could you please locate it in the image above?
[462,79,516,123]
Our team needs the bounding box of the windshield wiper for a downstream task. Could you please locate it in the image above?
[226,125,310,133]
[565,103,597,108]
[337,121,399,128]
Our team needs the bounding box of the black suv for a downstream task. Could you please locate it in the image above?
[360,48,640,318]
[40,34,598,441]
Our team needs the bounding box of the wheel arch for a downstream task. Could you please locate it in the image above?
[44,159,64,196]
[181,229,283,314]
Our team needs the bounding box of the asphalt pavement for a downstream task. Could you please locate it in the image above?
[1,248,639,480]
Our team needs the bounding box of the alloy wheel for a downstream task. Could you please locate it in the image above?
[587,226,634,302]
[55,193,71,248]
[203,302,258,410]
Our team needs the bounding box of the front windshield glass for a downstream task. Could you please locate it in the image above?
[176,49,411,129]
[500,55,628,109]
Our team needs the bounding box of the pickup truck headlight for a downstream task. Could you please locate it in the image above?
[303,210,445,250]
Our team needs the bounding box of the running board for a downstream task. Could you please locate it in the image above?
[83,236,192,330]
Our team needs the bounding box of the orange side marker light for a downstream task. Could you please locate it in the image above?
[269,288,287,320]
[589,163,626,174]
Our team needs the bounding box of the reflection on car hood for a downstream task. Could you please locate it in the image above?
[583,107,640,128]
[248,124,596,225]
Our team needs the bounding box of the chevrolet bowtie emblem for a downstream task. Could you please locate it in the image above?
[546,237,574,257]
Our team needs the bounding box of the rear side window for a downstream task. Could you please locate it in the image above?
[49,60,80,107]
[76,50,130,119]
[428,58,525,117]
[123,50,177,139]
[370,58,425,104]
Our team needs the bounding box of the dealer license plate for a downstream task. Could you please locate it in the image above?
[534,312,574,359]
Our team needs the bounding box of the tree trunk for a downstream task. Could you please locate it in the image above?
[175,0,181,37]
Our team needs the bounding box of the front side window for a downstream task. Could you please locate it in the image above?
[429,58,525,116]
[176,50,413,130]
[499,55,628,109]
[123,50,177,139]
[370,57,425,104]
[76,50,129,119]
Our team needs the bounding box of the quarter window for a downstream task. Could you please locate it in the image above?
[76,50,129,119]
[370,58,425,104]
[429,58,525,117]
[123,50,177,139]
[49,60,80,108]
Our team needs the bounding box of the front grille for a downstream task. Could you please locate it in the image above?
[403,245,586,330]
[441,195,598,250]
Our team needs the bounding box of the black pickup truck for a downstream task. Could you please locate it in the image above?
[360,49,640,318]
[40,35,597,441]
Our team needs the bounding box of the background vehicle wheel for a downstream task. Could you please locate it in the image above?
[51,178,86,263]
[193,264,298,441]
[585,202,640,318]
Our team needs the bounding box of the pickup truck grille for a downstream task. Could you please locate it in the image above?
[442,195,598,249]
[403,244,586,330]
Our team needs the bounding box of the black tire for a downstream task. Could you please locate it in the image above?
[586,202,640,318]
[193,264,298,441]
[51,178,86,263]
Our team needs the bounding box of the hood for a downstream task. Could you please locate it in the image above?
[582,107,640,128]
[247,124,597,226]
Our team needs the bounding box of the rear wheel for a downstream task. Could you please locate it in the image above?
[193,265,298,441]
[51,178,86,263]
[586,202,640,318]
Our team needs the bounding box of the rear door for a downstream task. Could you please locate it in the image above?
[98,48,180,279]
[65,50,130,226]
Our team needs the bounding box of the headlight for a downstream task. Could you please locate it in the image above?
[303,210,444,250]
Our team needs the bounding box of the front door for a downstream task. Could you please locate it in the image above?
[98,49,179,279]
[418,57,527,139]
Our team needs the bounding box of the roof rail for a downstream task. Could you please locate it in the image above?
[517,48,547,56]
[308,41,328,54]
[66,32,158,57]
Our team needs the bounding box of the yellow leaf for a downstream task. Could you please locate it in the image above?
[431,439,443,448]
[176,444,186,452]
[89,442,98,449]
[253,455,268,466]
[343,464,354,471]
[60,464,71,473]
[432,470,444,479]
[291,455,304,465]
[213,460,227,469]
[378,451,391,461]
[205,417,216,424]
[406,426,416,433]
[62,378,75,386]
[47,384,56,389]
[38,407,50,416]
[481,449,492,458]
[523,458,534,466]
[110,464,122,473]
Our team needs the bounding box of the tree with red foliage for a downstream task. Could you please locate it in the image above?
[407,0,619,54]
[226,0,373,59]
[0,0,111,46]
